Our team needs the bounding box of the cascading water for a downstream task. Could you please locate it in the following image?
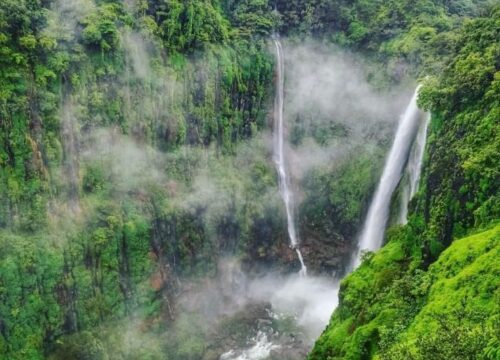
[353,85,424,267]
[273,38,307,276]
[398,112,430,224]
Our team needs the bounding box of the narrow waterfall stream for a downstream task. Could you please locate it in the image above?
[398,112,430,224]
[353,85,424,267]
[273,38,307,276]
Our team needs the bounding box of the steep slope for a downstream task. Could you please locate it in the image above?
[0,1,282,358]
[310,225,499,360]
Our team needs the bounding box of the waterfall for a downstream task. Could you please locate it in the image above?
[398,112,430,224]
[273,38,307,276]
[353,85,424,267]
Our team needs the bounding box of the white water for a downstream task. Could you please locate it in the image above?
[273,38,307,276]
[217,272,339,360]
[250,274,339,342]
[354,85,423,267]
[220,331,280,360]
[398,112,430,224]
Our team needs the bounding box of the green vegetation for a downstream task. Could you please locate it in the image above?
[0,0,276,232]
[0,1,282,358]
[300,148,384,245]
[311,225,499,360]
[0,0,498,359]
[276,0,495,77]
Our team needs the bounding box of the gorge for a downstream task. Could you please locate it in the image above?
[0,1,498,360]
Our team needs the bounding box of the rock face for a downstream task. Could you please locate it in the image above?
[300,231,352,276]
[241,226,353,277]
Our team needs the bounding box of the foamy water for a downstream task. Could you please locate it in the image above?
[220,331,280,360]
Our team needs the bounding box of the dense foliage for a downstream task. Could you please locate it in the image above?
[311,224,499,360]
[0,0,278,231]
[276,0,494,77]
[0,0,283,358]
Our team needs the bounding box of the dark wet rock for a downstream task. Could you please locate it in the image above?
[202,302,273,359]
[240,218,355,277]
[300,230,352,275]
[257,318,273,327]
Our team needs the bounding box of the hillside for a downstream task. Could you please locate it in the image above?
[310,225,499,359]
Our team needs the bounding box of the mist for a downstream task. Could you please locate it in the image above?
[47,0,95,40]
[38,9,415,357]
[268,41,416,206]
[284,41,412,139]
[1,0,491,359]
[62,38,412,353]
[177,256,341,360]
[249,274,339,341]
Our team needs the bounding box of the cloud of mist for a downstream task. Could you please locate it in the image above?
[78,127,283,255]
[175,259,339,344]
[46,0,95,40]
[39,22,420,358]
[268,40,417,214]
[123,31,152,80]
[287,137,353,181]
[177,258,250,321]
[283,41,412,139]
[177,135,280,215]
[249,274,339,342]
[81,128,166,192]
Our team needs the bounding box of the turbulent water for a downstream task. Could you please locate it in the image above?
[273,38,307,276]
[354,85,424,266]
[398,112,430,224]
[218,273,339,360]
[220,331,280,360]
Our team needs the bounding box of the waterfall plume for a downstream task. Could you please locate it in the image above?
[353,85,425,267]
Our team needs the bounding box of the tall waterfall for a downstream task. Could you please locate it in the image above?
[353,85,423,267]
[398,112,430,224]
[273,38,307,276]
